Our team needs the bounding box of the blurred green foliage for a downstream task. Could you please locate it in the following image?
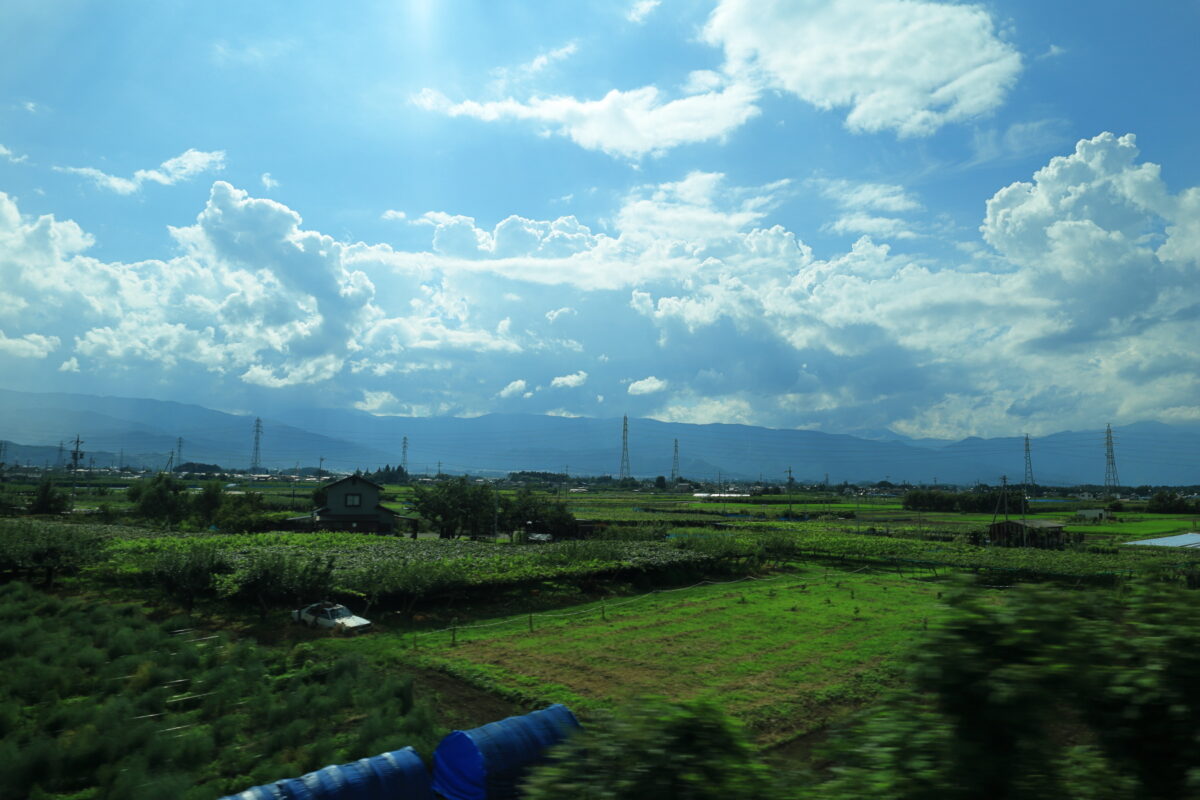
[522,699,783,800]
[0,581,438,800]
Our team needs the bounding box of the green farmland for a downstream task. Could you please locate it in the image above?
[4,476,1200,797]
[331,566,946,746]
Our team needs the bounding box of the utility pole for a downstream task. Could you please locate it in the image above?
[57,440,65,470]
[250,417,263,473]
[786,467,793,519]
[619,415,631,480]
[670,439,680,483]
[1103,423,1120,496]
[992,475,1020,543]
[69,434,84,496]
[318,456,325,480]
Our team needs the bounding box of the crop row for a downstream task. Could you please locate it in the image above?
[678,526,1200,584]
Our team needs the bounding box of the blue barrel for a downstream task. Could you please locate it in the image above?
[432,704,581,800]
[220,746,433,800]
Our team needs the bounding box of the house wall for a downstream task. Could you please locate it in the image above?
[325,478,381,513]
[317,477,396,533]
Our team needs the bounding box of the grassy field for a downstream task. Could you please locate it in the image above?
[326,564,947,746]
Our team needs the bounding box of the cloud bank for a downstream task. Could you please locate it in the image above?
[414,0,1023,157]
[2,133,1196,437]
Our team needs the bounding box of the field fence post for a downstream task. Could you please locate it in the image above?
[451,617,457,647]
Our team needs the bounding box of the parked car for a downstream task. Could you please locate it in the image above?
[291,602,371,633]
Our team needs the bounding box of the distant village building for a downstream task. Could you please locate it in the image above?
[987,519,1078,548]
[289,475,414,535]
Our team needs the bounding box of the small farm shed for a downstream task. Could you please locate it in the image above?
[302,475,401,534]
[1075,508,1111,522]
[1123,533,1200,549]
[988,519,1078,548]
[432,704,581,800]
[219,746,433,800]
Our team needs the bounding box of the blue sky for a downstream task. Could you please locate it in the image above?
[1,0,1197,438]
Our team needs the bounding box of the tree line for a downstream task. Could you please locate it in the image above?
[903,488,1030,514]
[411,478,576,539]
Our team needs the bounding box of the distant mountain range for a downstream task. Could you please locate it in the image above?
[0,388,1197,486]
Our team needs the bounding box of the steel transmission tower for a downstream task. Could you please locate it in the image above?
[176,437,183,471]
[619,415,631,479]
[250,417,263,473]
[670,439,680,483]
[401,436,409,474]
[1103,423,1120,494]
[1023,434,1035,491]
[70,435,84,475]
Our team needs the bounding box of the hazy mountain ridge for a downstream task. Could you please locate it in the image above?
[0,389,1197,485]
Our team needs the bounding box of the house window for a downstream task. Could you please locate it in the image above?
[345,493,362,508]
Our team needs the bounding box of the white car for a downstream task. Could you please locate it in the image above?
[291,602,371,633]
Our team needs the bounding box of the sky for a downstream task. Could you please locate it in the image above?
[1,0,1198,439]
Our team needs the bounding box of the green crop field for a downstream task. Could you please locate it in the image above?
[330,565,946,746]
[1067,514,1199,539]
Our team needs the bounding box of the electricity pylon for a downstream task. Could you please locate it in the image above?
[1103,423,1120,495]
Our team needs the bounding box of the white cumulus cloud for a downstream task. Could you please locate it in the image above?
[416,0,1020,159]
[550,370,588,388]
[413,81,761,159]
[497,379,528,398]
[704,0,1022,137]
[628,375,669,395]
[627,0,661,23]
[0,144,27,164]
[0,330,59,358]
[55,148,226,194]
